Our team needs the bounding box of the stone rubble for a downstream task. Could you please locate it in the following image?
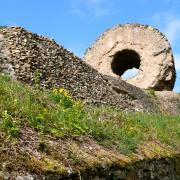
[0,26,158,112]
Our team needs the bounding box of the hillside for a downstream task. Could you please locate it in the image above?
[0,25,180,179]
[0,75,179,179]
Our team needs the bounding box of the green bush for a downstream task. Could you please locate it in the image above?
[0,110,20,138]
[146,88,156,98]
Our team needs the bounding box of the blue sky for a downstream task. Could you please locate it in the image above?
[1,0,180,92]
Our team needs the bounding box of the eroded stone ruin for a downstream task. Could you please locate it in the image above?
[0,26,159,113]
[0,25,179,115]
[84,24,176,90]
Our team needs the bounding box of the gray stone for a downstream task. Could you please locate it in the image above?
[155,91,180,115]
[0,26,159,113]
[16,174,34,180]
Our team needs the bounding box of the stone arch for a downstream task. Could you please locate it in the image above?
[111,49,141,76]
[84,24,176,90]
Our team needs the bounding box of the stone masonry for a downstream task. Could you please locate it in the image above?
[84,24,176,90]
[0,26,158,113]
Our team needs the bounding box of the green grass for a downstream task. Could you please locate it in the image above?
[0,75,87,139]
[87,106,180,153]
[0,75,179,154]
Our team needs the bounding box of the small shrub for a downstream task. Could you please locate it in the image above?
[0,110,20,138]
[146,88,156,98]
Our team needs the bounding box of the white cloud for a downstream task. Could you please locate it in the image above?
[70,0,111,18]
[165,19,180,43]
[174,54,180,92]
[174,53,180,71]
[152,12,180,44]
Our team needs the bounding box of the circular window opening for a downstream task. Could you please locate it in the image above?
[111,49,141,79]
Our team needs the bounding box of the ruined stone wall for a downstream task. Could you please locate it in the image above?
[84,24,176,91]
[74,157,180,180]
[0,26,158,112]
[4,156,180,179]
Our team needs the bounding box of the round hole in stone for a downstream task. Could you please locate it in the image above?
[111,49,141,78]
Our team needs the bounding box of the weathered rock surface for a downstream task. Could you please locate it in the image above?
[84,24,176,91]
[0,26,159,113]
[155,91,180,115]
[0,26,180,115]
[1,139,180,180]
[2,157,180,180]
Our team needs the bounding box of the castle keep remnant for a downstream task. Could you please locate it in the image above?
[84,24,176,90]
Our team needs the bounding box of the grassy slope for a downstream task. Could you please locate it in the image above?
[0,75,179,177]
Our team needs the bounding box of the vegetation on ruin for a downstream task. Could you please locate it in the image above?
[0,75,179,175]
[146,88,156,98]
